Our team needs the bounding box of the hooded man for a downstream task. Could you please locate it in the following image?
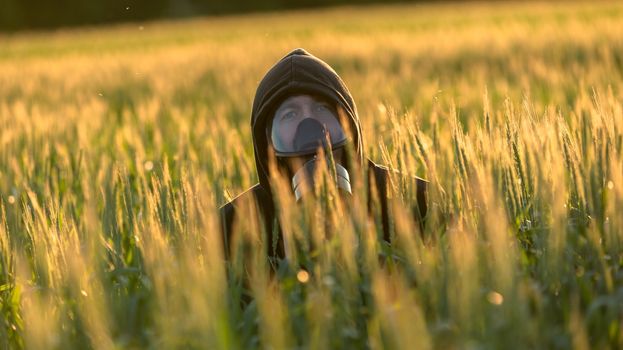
[220,48,427,261]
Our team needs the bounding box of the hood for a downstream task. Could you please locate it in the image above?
[251,48,365,191]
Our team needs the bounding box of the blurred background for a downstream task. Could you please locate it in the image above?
[1,0,622,348]
[2,0,444,31]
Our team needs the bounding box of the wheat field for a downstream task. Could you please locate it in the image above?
[1,1,622,349]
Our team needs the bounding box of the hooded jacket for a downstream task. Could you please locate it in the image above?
[220,48,427,260]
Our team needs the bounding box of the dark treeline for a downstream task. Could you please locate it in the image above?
[0,0,422,31]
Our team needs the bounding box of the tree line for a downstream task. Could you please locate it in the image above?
[0,0,417,31]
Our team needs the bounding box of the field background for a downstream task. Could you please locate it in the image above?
[1,1,623,349]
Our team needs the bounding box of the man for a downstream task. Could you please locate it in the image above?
[220,48,427,262]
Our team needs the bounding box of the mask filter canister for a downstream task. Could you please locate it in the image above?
[291,157,352,202]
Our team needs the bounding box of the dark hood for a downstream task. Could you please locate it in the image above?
[251,48,365,191]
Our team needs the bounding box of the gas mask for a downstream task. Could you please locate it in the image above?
[269,96,353,202]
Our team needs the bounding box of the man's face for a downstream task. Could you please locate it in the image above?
[270,95,346,156]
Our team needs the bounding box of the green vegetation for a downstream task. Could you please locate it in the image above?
[1,1,622,348]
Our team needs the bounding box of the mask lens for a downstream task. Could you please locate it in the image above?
[270,99,347,156]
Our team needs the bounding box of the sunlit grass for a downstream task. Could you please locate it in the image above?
[1,1,622,348]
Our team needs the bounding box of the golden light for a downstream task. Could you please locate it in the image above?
[144,161,154,171]
[487,291,504,305]
[297,270,310,283]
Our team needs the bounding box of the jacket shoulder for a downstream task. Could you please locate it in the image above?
[368,160,428,230]
[219,184,272,256]
[368,160,428,189]
[219,184,271,224]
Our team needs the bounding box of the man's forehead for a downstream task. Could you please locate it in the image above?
[276,94,318,109]
[277,94,329,109]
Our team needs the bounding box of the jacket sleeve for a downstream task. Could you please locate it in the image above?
[219,202,236,260]
[413,177,428,232]
[370,162,428,240]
